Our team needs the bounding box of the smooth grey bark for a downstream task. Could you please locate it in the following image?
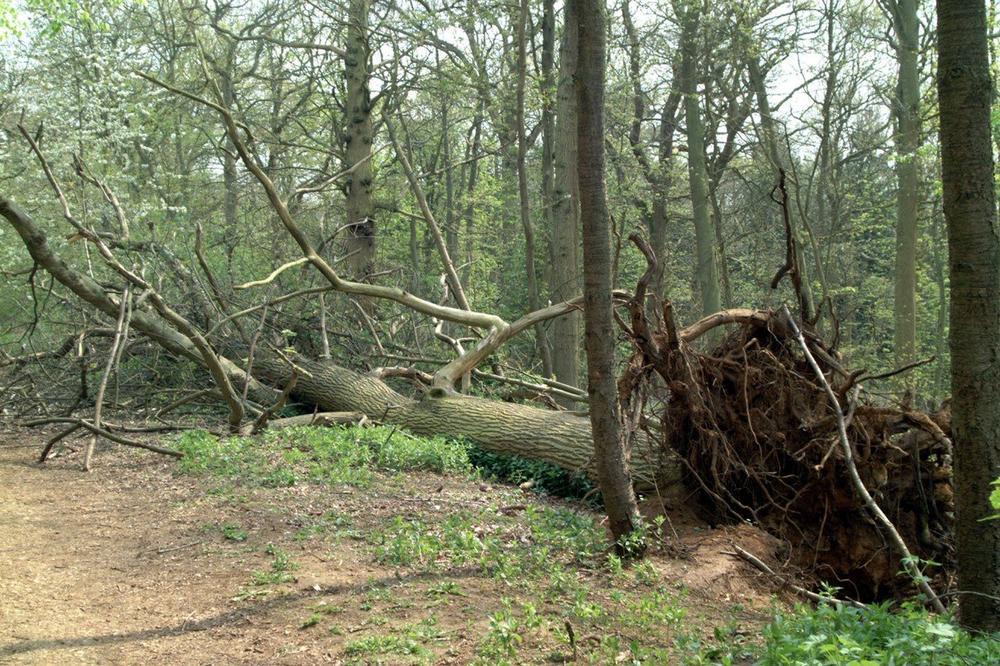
[887,0,921,376]
[515,0,552,377]
[550,4,582,405]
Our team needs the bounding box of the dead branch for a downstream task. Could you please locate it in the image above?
[234,257,309,290]
[728,545,867,609]
[84,284,131,471]
[24,418,183,458]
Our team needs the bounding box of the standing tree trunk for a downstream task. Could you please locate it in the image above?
[219,54,240,270]
[550,4,582,405]
[516,0,553,377]
[747,54,816,320]
[622,0,680,304]
[572,0,643,548]
[676,0,720,318]
[889,0,921,379]
[937,0,1000,632]
[344,0,375,279]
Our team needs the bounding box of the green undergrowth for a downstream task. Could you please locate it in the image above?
[174,424,596,502]
[467,446,599,505]
[370,504,606,577]
[171,425,1000,664]
[755,600,1000,666]
[175,425,471,489]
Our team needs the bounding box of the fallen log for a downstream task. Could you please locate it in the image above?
[266,411,368,429]
[251,355,675,489]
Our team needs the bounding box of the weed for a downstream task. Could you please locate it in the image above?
[293,511,355,542]
[466,447,597,503]
[426,581,467,597]
[477,605,523,662]
[344,634,430,661]
[175,425,471,491]
[250,543,297,586]
[343,616,442,664]
[757,600,1000,665]
[221,523,248,542]
[300,601,345,630]
[624,587,686,629]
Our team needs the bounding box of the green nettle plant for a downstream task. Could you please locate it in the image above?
[985,478,1000,521]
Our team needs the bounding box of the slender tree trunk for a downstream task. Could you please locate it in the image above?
[572,0,643,548]
[516,0,553,377]
[219,59,239,270]
[550,4,582,405]
[747,55,816,319]
[462,105,484,288]
[622,0,678,303]
[344,0,375,279]
[937,0,1000,631]
[891,0,921,378]
[676,0,720,317]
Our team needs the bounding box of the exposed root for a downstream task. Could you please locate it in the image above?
[621,298,953,602]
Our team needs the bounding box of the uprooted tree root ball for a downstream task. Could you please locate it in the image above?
[620,301,953,602]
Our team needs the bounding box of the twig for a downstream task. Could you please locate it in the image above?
[234,257,309,290]
[38,423,81,462]
[24,418,182,458]
[250,371,297,435]
[858,356,936,383]
[727,544,867,609]
[782,305,946,613]
[84,285,131,471]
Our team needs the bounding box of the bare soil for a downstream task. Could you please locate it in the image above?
[0,425,788,664]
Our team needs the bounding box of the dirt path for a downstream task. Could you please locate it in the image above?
[0,431,307,664]
[0,429,512,665]
[0,427,781,665]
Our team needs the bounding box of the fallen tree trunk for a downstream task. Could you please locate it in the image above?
[251,355,673,489]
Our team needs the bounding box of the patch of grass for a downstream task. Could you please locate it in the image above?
[523,505,605,565]
[373,517,445,567]
[343,616,442,664]
[174,425,470,489]
[371,505,607,594]
[622,587,686,629]
[426,581,467,597]
[300,602,345,630]
[475,600,544,664]
[344,634,430,661]
[250,543,298,586]
[293,511,355,542]
[221,523,249,542]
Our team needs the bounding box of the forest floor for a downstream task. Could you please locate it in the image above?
[0,423,790,665]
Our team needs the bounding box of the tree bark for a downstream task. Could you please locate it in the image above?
[251,355,667,488]
[550,3,582,406]
[344,0,375,279]
[937,0,1000,631]
[889,0,921,378]
[676,0,721,318]
[573,0,643,547]
[516,0,552,377]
